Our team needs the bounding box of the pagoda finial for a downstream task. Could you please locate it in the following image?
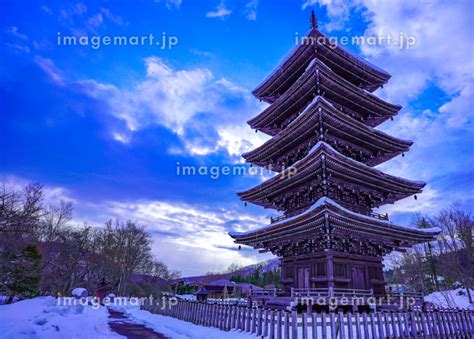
[310,10,318,29]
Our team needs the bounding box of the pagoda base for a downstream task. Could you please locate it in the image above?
[280,249,386,296]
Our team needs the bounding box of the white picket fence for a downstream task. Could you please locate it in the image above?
[142,299,474,338]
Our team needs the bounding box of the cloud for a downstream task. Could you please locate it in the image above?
[34,56,65,86]
[59,3,124,33]
[59,2,87,20]
[244,0,258,21]
[100,8,125,26]
[0,175,76,206]
[4,26,30,53]
[41,5,53,15]
[155,0,183,9]
[7,26,28,41]
[310,0,473,219]
[66,57,268,159]
[206,1,232,19]
[70,194,270,275]
[0,175,269,275]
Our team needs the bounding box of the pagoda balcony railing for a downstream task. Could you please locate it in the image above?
[369,212,389,221]
[291,287,374,298]
[270,215,287,224]
[251,288,277,298]
[271,212,388,223]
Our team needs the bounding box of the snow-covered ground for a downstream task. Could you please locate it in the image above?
[0,296,121,338]
[0,296,254,338]
[425,288,474,310]
[111,304,254,339]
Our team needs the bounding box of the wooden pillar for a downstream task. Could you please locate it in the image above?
[326,251,335,289]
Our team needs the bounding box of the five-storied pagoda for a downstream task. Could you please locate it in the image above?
[229,11,440,302]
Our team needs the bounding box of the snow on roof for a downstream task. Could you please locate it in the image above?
[290,141,425,186]
[229,196,440,238]
[254,28,390,95]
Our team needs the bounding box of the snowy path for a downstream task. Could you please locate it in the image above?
[108,309,168,338]
[111,305,255,339]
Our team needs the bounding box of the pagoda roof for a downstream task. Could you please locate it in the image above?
[243,96,412,170]
[229,197,440,254]
[238,142,425,212]
[253,28,391,103]
[248,59,401,135]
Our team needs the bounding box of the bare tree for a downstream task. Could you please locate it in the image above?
[433,204,474,303]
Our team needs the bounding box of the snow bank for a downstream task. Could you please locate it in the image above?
[176,294,196,301]
[0,296,121,338]
[111,304,254,339]
[71,288,88,298]
[425,288,474,310]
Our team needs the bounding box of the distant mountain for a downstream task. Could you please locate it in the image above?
[176,258,280,285]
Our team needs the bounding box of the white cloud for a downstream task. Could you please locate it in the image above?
[310,0,474,218]
[81,199,269,275]
[70,57,268,159]
[34,56,65,86]
[7,26,28,41]
[155,0,182,9]
[244,0,258,21]
[206,1,232,19]
[0,175,76,206]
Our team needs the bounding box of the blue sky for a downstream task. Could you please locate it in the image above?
[1,0,473,276]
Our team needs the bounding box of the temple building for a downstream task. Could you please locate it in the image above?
[229,11,440,303]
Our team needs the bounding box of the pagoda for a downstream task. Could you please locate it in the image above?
[230,11,440,298]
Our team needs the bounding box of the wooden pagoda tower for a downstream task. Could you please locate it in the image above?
[230,11,440,298]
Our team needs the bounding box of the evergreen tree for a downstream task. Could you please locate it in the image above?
[4,244,42,303]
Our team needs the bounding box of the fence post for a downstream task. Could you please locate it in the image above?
[284,311,290,339]
[330,312,336,339]
[257,307,263,336]
[347,312,353,339]
[410,311,418,339]
[277,310,283,339]
[270,310,275,339]
[301,312,308,339]
[291,311,298,339]
[383,311,390,337]
[338,311,345,339]
[377,312,384,338]
[420,311,429,337]
[252,307,257,333]
[312,313,318,339]
[321,312,327,339]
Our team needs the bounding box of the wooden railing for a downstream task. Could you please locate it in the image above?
[142,299,474,338]
[369,212,389,221]
[291,287,374,298]
[252,288,277,298]
[270,215,287,224]
[272,212,388,223]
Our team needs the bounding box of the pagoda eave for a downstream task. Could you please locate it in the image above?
[249,59,401,135]
[230,198,440,256]
[253,28,391,103]
[243,96,412,170]
[238,142,424,213]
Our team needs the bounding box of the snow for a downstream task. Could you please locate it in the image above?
[176,294,196,301]
[425,288,474,310]
[71,287,88,298]
[229,196,441,237]
[304,141,425,186]
[0,296,121,338]
[111,304,254,339]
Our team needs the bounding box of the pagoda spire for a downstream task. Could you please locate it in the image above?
[310,10,318,29]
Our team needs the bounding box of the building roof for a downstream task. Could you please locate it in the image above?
[243,96,411,170]
[238,141,424,213]
[249,59,401,135]
[253,28,391,103]
[230,197,440,255]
